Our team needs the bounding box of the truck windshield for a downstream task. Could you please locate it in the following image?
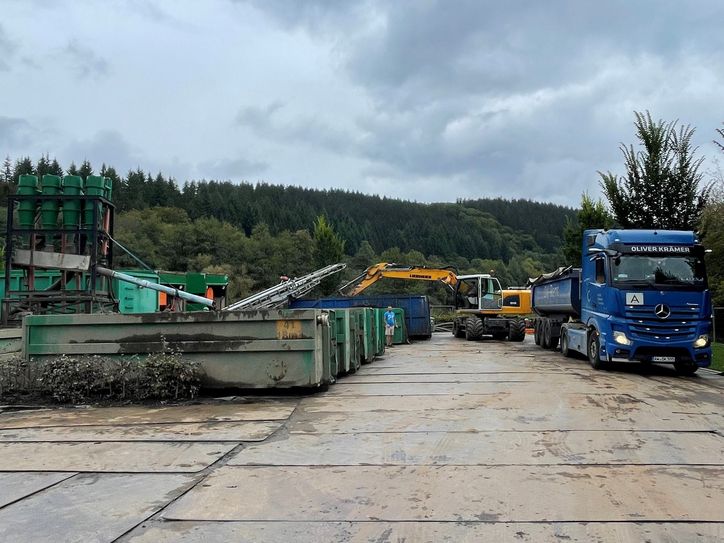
[611,255,706,289]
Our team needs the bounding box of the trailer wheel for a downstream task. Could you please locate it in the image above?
[587,330,606,370]
[508,318,526,342]
[674,361,698,376]
[533,320,542,345]
[541,320,552,349]
[465,316,483,340]
[549,329,559,350]
[560,330,571,357]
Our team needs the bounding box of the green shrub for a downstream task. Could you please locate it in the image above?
[0,352,202,404]
[0,356,42,400]
[136,352,202,400]
[39,355,105,403]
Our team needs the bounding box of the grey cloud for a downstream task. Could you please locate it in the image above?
[62,40,109,79]
[236,102,359,154]
[244,0,369,33]
[63,130,143,173]
[0,116,34,148]
[0,24,18,71]
[197,157,269,180]
[248,0,724,202]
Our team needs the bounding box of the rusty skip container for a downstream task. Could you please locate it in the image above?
[22,309,335,389]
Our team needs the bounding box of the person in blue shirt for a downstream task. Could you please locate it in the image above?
[384,306,396,347]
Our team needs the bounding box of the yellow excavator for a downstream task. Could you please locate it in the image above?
[340,263,531,341]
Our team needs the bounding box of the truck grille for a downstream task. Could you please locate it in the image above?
[625,305,700,341]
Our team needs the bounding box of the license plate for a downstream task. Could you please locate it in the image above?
[652,356,676,362]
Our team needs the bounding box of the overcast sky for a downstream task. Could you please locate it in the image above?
[1,0,722,205]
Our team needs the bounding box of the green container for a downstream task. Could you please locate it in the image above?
[393,308,407,344]
[17,174,40,229]
[61,175,84,228]
[0,270,62,318]
[320,309,338,382]
[23,309,332,389]
[112,269,160,314]
[334,309,356,374]
[40,174,62,230]
[359,307,376,364]
[373,308,387,356]
[347,308,363,373]
[83,175,106,230]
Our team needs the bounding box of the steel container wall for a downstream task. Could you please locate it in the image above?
[22,309,334,389]
[531,269,581,317]
[321,308,338,380]
[359,307,376,364]
[112,269,160,314]
[373,308,387,356]
[289,295,431,338]
[346,308,363,373]
[334,309,357,374]
[392,308,407,344]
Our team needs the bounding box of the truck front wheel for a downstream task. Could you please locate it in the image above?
[560,330,571,357]
[587,330,606,370]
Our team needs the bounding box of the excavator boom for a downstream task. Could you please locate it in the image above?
[341,263,458,296]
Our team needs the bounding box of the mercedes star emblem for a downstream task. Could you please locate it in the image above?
[654,304,671,319]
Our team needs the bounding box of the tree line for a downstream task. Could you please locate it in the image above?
[1,111,721,305]
[0,156,571,302]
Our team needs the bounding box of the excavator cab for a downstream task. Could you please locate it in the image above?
[455,275,503,310]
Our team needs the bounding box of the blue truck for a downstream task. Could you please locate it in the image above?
[531,229,713,374]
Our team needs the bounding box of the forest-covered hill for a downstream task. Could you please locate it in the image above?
[0,157,575,300]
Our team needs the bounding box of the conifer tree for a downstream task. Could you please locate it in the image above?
[599,111,710,230]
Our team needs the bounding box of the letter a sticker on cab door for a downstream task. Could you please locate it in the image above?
[625,292,644,305]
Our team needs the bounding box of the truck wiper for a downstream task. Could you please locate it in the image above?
[655,278,694,286]
[615,280,655,288]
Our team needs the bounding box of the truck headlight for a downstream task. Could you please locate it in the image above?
[613,331,632,346]
[693,335,710,349]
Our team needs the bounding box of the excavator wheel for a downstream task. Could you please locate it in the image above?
[453,320,466,338]
[508,318,526,342]
[465,316,484,340]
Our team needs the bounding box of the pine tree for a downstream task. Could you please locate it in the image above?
[313,215,345,295]
[67,162,79,176]
[36,154,51,179]
[48,158,63,176]
[12,157,35,185]
[79,160,93,178]
[562,193,613,265]
[599,111,710,230]
[1,156,11,184]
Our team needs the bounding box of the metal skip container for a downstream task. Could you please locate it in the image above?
[359,307,376,364]
[334,309,356,374]
[22,309,336,389]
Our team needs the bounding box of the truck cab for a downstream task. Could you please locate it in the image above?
[581,229,712,374]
